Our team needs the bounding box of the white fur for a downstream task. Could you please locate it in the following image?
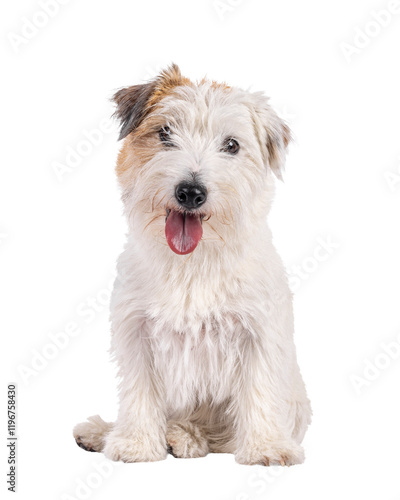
[73,74,311,465]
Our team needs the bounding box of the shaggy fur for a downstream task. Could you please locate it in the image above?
[73,64,311,465]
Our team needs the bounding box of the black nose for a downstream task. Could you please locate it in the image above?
[175,182,207,209]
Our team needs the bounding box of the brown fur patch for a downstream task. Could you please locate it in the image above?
[199,77,230,91]
[113,64,192,141]
[113,82,158,140]
[115,133,159,181]
[146,64,192,110]
[114,64,194,184]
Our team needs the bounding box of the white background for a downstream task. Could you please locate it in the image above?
[2,0,400,499]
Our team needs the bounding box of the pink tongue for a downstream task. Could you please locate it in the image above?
[165,211,203,255]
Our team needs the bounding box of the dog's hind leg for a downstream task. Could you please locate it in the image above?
[73,416,113,453]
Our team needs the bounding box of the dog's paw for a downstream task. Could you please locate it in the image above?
[103,430,167,463]
[235,439,304,466]
[166,421,209,458]
[73,415,112,453]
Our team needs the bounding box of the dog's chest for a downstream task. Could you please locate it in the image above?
[151,313,242,409]
[147,257,250,334]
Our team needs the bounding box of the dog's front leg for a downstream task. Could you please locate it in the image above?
[103,321,167,463]
[233,333,305,466]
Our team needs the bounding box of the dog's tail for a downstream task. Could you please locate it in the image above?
[73,415,113,453]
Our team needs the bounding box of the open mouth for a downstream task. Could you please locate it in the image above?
[165,209,203,255]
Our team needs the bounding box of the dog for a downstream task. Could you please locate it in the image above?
[73,64,311,466]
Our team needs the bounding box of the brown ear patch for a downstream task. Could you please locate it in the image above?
[112,64,192,141]
[281,122,291,148]
[113,81,158,140]
[266,117,292,180]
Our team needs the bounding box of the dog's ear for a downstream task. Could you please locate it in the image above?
[265,111,292,180]
[249,93,292,180]
[112,64,189,141]
[112,81,157,141]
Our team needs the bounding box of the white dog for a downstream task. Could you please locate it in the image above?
[73,64,311,466]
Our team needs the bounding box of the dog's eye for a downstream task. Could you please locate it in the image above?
[222,138,240,155]
[159,126,173,146]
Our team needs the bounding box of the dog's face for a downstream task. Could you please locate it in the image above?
[113,65,291,255]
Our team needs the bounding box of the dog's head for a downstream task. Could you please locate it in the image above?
[113,64,291,256]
